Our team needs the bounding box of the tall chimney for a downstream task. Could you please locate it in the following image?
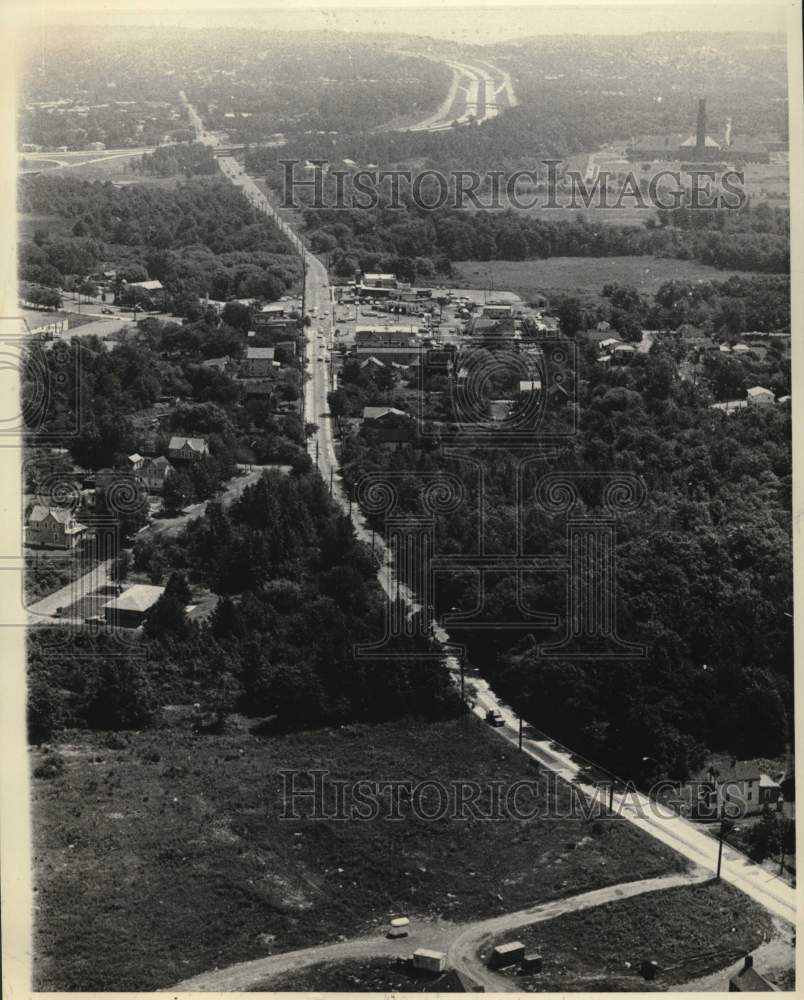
[696,98,707,153]
[725,117,732,147]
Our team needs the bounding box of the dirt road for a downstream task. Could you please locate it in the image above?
[170,871,705,992]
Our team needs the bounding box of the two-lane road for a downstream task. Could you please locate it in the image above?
[192,104,795,930]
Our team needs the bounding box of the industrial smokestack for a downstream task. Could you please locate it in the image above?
[725,117,732,147]
[696,98,707,151]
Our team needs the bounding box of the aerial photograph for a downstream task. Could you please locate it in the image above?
[10,0,797,992]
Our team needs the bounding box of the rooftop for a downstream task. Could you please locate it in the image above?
[168,436,208,452]
[103,584,165,614]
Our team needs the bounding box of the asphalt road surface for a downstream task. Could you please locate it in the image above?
[192,102,797,930]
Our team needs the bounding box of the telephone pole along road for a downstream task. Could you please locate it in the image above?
[186,103,795,929]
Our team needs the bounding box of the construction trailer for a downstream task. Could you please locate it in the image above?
[489,941,525,970]
[413,949,447,974]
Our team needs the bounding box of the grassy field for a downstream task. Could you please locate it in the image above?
[450,256,756,305]
[31,716,688,991]
[486,880,775,991]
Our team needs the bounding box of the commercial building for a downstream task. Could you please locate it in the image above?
[103,584,165,629]
[627,99,770,164]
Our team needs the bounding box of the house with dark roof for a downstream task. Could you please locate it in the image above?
[703,761,782,816]
[729,954,778,991]
[168,436,209,462]
[25,505,89,549]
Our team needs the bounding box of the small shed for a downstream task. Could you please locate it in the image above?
[489,941,525,969]
[413,948,447,974]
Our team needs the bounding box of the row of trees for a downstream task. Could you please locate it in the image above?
[297,199,789,278]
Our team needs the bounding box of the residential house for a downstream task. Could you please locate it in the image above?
[703,761,781,816]
[25,504,89,549]
[729,954,779,992]
[355,346,423,366]
[611,343,637,363]
[746,386,775,406]
[126,279,163,293]
[168,436,209,462]
[137,455,174,493]
[243,381,274,401]
[362,406,410,423]
[361,407,413,442]
[241,346,277,378]
[103,583,165,629]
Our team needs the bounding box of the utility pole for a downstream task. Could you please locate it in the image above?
[518,716,523,751]
[329,466,333,494]
[716,803,725,881]
[608,781,615,813]
[460,659,465,707]
[315,438,319,468]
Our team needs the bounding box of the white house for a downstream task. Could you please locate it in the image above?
[746,386,775,406]
[25,505,89,549]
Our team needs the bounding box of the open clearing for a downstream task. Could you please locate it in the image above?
[31,716,688,990]
[449,256,757,305]
[487,879,780,992]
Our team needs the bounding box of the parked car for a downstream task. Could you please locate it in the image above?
[101,307,114,314]
[485,710,505,727]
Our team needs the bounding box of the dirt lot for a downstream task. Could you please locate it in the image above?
[31,716,688,990]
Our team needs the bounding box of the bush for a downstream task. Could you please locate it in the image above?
[85,660,156,731]
[33,752,65,780]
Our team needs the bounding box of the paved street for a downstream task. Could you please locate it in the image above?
[27,558,113,623]
[192,101,796,931]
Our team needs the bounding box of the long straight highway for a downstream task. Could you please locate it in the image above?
[187,102,795,931]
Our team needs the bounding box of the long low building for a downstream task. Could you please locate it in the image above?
[103,584,165,628]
